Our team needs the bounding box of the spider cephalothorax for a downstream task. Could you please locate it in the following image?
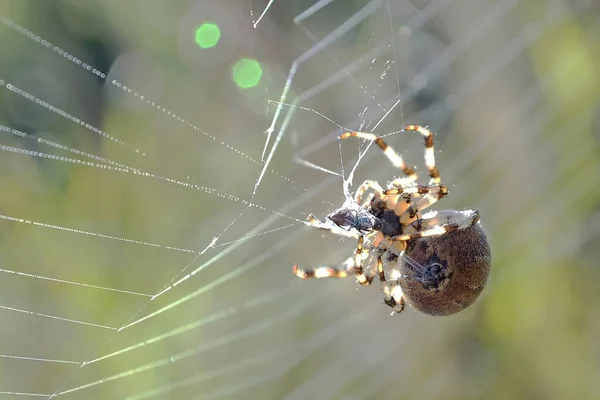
[293,125,491,316]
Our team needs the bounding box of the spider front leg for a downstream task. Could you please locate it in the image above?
[340,124,442,184]
[402,125,441,184]
[353,180,385,205]
[340,131,418,181]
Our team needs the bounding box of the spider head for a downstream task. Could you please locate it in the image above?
[326,206,383,234]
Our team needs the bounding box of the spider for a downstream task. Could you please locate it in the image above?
[293,125,491,316]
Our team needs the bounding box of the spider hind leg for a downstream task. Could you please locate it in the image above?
[293,236,376,286]
[382,271,406,314]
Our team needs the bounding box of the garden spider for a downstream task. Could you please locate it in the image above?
[293,125,491,316]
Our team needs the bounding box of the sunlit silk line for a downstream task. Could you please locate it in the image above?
[0,213,197,255]
[271,101,346,129]
[107,80,300,192]
[136,302,366,400]
[118,225,310,331]
[201,308,373,400]
[55,289,326,397]
[386,0,402,97]
[0,391,50,397]
[0,17,301,193]
[214,223,297,247]
[0,125,135,172]
[82,282,303,367]
[293,0,336,24]
[0,304,117,330]
[0,144,305,229]
[258,0,384,184]
[0,268,152,297]
[292,156,342,177]
[123,295,330,400]
[252,0,275,28]
[0,354,81,365]
[0,16,106,78]
[0,80,143,154]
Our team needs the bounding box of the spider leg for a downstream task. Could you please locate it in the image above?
[399,191,448,225]
[402,209,481,236]
[293,236,375,286]
[351,235,377,286]
[340,125,441,184]
[391,209,480,241]
[340,131,418,181]
[402,125,441,184]
[377,186,447,226]
[293,256,354,279]
[377,257,406,314]
[354,180,385,204]
[384,180,448,198]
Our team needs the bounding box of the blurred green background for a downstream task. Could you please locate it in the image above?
[0,0,599,399]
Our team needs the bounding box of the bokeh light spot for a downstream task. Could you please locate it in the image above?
[232,58,263,89]
[195,23,220,49]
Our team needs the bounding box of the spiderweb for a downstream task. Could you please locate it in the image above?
[1,0,599,399]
